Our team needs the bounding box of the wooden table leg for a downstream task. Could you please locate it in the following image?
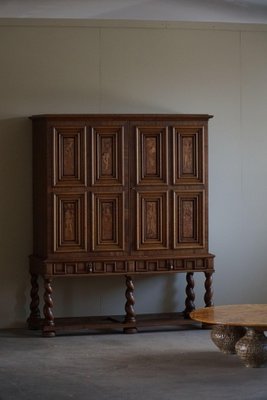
[235,328,267,368]
[123,275,137,334]
[204,272,213,307]
[42,277,56,337]
[211,325,246,354]
[27,273,41,329]
[183,272,195,318]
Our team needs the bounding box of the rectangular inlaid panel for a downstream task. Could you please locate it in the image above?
[92,193,124,251]
[100,262,127,273]
[91,126,124,186]
[53,126,86,186]
[53,263,66,275]
[93,262,106,273]
[173,191,205,249]
[174,259,185,270]
[53,193,87,252]
[135,126,168,185]
[136,191,168,250]
[173,126,204,184]
[156,260,172,271]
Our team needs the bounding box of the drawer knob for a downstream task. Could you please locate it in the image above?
[87,263,93,273]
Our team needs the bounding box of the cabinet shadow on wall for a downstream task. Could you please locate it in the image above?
[0,117,32,328]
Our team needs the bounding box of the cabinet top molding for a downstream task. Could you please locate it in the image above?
[30,114,213,121]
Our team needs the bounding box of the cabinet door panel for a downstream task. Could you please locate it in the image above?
[136,191,168,250]
[173,126,204,184]
[91,126,124,186]
[135,126,168,185]
[173,190,205,249]
[92,193,125,251]
[53,193,87,252]
[53,126,87,186]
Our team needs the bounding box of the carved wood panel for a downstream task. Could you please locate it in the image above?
[135,126,168,185]
[91,126,124,186]
[53,193,87,252]
[136,191,168,250]
[173,126,204,184]
[53,126,86,186]
[173,191,205,249]
[92,193,125,251]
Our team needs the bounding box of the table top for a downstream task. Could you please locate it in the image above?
[190,304,267,328]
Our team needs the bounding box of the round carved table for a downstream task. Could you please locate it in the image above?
[190,304,267,368]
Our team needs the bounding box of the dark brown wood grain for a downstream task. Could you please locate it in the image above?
[28,114,215,336]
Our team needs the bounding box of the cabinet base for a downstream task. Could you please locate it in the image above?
[29,312,202,337]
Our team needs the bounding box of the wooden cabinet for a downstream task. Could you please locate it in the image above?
[28,114,215,336]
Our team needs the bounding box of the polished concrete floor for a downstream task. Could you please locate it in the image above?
[0,328,266,400]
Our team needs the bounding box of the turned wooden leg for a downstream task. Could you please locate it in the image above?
[183,272,195,318]
[27,273,41,329]
[211,325,246,354]
[124,275,137,334]
[42,277,55,337]
[204,272,214,308]
[235,328,267,368]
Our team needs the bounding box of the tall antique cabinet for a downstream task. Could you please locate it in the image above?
[28,114,215,336]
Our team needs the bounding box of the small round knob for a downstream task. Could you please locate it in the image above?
[169,264,174,270]
[87,263,93,273]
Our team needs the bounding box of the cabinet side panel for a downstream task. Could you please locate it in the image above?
[32,120,48,257]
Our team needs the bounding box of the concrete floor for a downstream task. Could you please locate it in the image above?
[0,328,266,400]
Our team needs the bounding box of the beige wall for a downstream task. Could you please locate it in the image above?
[0,20,267,329]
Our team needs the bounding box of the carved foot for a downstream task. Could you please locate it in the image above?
[42,330,56,338]
[211,325,246,354]
[235,329,267,368]
[123,327,138,334]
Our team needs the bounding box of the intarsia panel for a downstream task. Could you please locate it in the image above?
[92,193,125,251]
[136,191,168,250]
[173,126,204,184]
[135,126,168,185]
[92,126,124,186]
[53,193,87,252]
[53,126,87,186]
[173,191,205,249]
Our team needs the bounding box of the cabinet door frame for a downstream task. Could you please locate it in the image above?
[88,121,129,255]
[172,124,206,185]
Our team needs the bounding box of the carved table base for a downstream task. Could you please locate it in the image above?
[211,325,246,354]
[211,325,267,368]
[235,328,267,368]
[190,305,267,368]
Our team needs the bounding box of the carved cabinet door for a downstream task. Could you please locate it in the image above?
[172,124,207,250]
[89,123,128,255]
[52,124,88,254]
[130,122,169,254]
[51,121,128,256]
[50,117,208,259]
[130,121,207,256]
